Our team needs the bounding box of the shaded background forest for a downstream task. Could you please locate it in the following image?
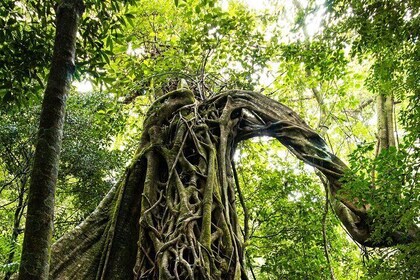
[0,0,419,279]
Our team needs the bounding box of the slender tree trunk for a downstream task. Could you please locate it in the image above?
[49,90,418,279]
[18,1,84,279]
[4,176,27,280]
[377,93,395,151]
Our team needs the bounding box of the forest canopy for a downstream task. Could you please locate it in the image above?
[0,0,419,279]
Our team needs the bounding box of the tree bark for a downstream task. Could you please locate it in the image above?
[377,93,396,151]
[49,89,418,279]
[18,1,84,279]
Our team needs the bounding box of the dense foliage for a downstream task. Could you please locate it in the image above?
[0,0,418,279]
[0,92,127,276]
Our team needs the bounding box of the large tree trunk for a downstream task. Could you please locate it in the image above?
[18,1,84,279]
[50,90,418,279]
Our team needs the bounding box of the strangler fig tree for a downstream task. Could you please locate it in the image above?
[50,89,418,279]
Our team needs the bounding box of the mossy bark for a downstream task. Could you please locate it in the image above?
[18,1,84,279]
[50,90,418,279]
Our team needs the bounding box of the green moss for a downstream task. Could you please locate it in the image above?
[145,89,195,118]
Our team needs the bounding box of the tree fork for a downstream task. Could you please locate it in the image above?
[18,1,84,279]
[49,89,418,279]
